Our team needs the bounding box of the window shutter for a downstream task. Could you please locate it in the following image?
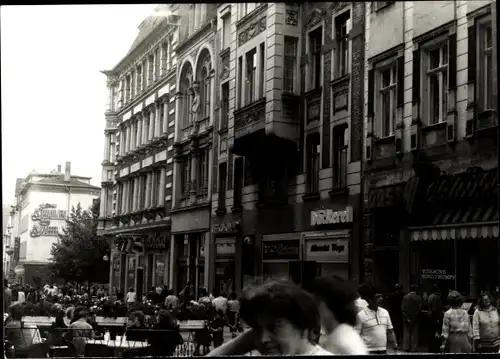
[467,25,476,83]
[368,68,375,116]
[448,33,457,89]
[412,49,420,103]
[397,55,404,107]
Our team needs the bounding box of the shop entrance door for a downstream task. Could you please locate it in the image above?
[215,260,235,295]
[137,267,144,302]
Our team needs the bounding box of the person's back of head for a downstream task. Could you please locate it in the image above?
[410,285,418,293]
[311,275,358,327]
[230,292,237,300]
[168,289,175,296]
[358,283,372,301]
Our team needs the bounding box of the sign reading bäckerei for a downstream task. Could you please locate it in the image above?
[305,239,349,263]
[310,207,353,226]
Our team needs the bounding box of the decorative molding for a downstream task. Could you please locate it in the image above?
[285,10,299,26]
[238,16,267,47]
[332,2,349,13]
[307,8,325,29]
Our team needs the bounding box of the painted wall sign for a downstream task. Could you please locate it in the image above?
[310,207,353,226]
[216,237,236,256]
[305,239,349,263]
[30,203,65,237]
[262,240,300,261]
[31,203,67,221]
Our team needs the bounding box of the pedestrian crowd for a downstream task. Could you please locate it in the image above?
[4,277,500,356]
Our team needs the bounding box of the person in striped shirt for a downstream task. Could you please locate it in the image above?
[355,285,399,354]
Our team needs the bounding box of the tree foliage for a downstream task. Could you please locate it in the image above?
[49,199,109,284]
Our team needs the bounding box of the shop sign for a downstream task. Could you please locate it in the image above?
[144,236,167,250]
[310,207,353,226]
[305,239,349,263]
[263,240,300,261]
[421,269,455,281]
[212,221,240,234]
[30,203,65,238]
[216,238,236,256]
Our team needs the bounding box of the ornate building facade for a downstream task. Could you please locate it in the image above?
[98,5,179,296]
[169,4,218,297]
[210,2,366,294]
[362,1,498,295]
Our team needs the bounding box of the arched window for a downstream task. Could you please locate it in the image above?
[183,77,191,128]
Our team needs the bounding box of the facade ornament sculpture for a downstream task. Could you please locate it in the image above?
[191,81,201,123]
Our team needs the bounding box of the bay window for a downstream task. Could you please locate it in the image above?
[284,36,298,93]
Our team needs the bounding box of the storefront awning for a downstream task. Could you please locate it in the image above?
[410,223,500,241]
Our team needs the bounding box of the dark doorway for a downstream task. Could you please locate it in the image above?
[136,267,144,303]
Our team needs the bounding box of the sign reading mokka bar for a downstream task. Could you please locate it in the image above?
[310,207,353,226]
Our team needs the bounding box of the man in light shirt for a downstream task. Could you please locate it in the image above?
[213,291,229,315]
[355,286,399,354]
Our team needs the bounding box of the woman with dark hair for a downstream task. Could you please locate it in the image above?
[126,311,149,342]
[440,291,472,353]
[149,310,183,356]
[209,279,332,356]
[309,275,367,354]
[472,292,500,353]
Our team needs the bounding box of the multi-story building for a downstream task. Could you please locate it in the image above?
[98,5,179,297]
[362,1,498,295]
[210,2,366,294]
[3,205,14,280]
[10,163,100,286]
[169,4,218,297]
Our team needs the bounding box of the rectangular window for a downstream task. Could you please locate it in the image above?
[246,49,257,106]
[130,70,136,98]
[148,55,154,86]
[155,48,161,80]
[259,42,265,99]
[241,3,257,19]
[425,41,448,125]
[306,133,321,193]
[309,27,322,89]
[335,12,351,77]
[159,103,165,135]
[222,15,231,50]
[478,19,493,111]
[238,56,243,108]
[140,176,146,209]
[117,183,123,214]
[284,36,298,93]
[233,157,244,208]
[218,162,227,209]
[333,126,348,189]
[221,83,229,130]
[198,149,209,196]
[373,1,395,12]
[128,180,134,212]
[378,63,397,137]
[181,157,190,199]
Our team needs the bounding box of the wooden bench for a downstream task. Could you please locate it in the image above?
[94,316,127,327]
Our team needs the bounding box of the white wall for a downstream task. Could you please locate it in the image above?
[20,188,98,264]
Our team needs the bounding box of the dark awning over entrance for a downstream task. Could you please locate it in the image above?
[410,167,499,241]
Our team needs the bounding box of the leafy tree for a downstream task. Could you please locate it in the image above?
[49,199,109,284]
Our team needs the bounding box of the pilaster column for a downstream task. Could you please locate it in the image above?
[145,172,152,208]
[159,168,166,206]
[142,112,148,144]
[120,129,125,156]
[121,182,128,214]
[148,106,156,141]
[136,116,142,147]
[155,103,161,138]
[103,133,110,162]
[132,178,139,211]
[130,121,136,151]
[100,188,106,216]
[255,44,261,101]
[162,100,169,134]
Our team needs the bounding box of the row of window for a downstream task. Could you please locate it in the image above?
[110,39,173,112]
[115,169,165,215]
[371,16,492,138]
[237,43,266,108]
[117,102,168,157]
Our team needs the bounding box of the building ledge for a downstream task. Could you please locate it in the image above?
[171,201,210,214]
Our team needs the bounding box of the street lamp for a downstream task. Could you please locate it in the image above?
[103,255,109,262]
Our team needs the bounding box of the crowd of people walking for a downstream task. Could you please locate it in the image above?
[4,277,500,356]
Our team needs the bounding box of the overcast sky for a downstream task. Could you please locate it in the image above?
[1,4,158,205]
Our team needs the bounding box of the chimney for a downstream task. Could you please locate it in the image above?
[57,165,61,173]
[64,161,71,182]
